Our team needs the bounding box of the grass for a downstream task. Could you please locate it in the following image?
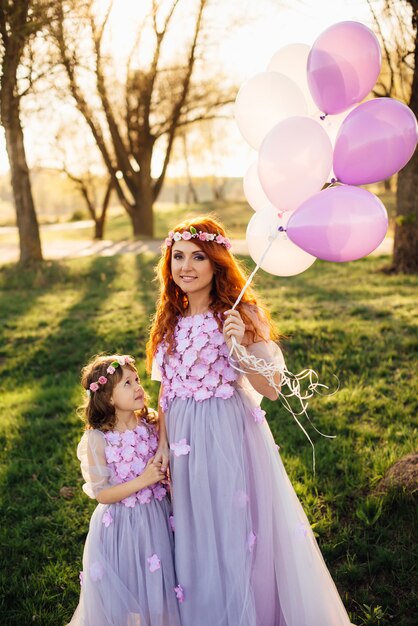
[0,249,417,625]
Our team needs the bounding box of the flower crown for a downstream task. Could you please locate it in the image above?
[86,355,135,396]
[164,226,232,250]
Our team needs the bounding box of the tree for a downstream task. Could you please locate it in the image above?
[52,0,236,238]
[0,0,48,263]
[368,0,418,272]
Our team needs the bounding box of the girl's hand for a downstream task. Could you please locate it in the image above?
[153,441,169,474]
[141,457,166,488]
[223,309,246,349]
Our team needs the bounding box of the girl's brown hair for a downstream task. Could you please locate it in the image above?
[146,216,277,370]
[80,354,156,431]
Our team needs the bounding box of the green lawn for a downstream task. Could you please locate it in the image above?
[0,251,416,625]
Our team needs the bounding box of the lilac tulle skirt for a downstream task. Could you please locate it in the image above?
[68,497,181,626]
[166,389,353,626]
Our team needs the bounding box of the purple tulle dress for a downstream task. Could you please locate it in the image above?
[68,419,181,626]
[153,310,353,626]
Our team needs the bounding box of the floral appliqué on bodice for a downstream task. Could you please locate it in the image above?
[103,420,167,508]
[155,312,239,411]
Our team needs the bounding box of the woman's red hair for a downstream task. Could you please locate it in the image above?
[146,216,277,371]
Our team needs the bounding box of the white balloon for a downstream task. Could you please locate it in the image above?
[234,71,308,150]
[267,43,317,115]
[243,161,271,211]
[246,206,316,277]
[258,116,333,212]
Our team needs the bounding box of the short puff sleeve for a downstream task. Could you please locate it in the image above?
[77,429,111,499]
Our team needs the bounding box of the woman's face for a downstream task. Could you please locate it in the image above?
[171,240,214,297]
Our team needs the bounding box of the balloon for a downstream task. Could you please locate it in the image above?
[243,161,271,211]
[267,43,317,115]
[307,21,381,114]
[246,206,316,276]
[234,72,307,150]
[333,97,418,185]
[286,186,388,262]
[258,116,332,212]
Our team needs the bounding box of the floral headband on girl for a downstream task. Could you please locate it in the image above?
[86,355,135,396]
[164,226,232,250]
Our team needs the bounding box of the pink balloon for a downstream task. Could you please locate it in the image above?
[307,21,381,114]
[258,116,332,213]
[334,98,418,185]
[287,186,388,262]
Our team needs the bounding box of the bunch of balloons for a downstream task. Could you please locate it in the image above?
[235,21,418,276]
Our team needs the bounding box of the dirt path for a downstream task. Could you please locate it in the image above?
[0,224,394,264]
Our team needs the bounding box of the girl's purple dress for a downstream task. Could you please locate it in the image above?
[153,310,353,626]
[68,418,181,626]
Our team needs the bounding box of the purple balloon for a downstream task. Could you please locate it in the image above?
[334,98,418,185]
[287,186,388,262]
[307,21,381,114]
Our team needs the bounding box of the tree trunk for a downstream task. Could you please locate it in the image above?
[392,3,418,273]
[131,195,154,237]
[2,100,43,264]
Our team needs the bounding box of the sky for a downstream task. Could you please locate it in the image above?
[0,0,382,177]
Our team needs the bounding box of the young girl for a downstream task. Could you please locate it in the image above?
[68,354,181,626]
[146,217,353,626]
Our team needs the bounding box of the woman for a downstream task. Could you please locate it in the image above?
[146,216,352,626]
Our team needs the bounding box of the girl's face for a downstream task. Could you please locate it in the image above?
[111,367,145,413]
[171,240,214,297]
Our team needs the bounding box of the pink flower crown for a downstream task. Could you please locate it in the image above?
[86,355,135,396]
[164,226,232,250]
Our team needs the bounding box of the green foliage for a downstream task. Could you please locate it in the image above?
[0,251,417,625]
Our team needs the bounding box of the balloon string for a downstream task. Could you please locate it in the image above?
[232,232,278,310]
[229,233,338,474]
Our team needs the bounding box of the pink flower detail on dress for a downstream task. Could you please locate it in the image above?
[98,376,107,385]
[190,362,209,380]
[170,439,191,457]
[79,571,84,586]
[136,440,149,456]
[182,347,198,367]
[136,425,149,440]
[176,337,190,354]
[192,333,209,351]
[165,364,174,380]
[117,461,132,480]
[211,331,224,346]
[138,488,153,504]
[202,316,218,333]
[131,457,146,475]
[147,554,161,572]
[200,346,218,365]
[169,515,175,531]
[175,585,185,602]
[121,445,135,462]
[89,382,99,392]
[248,531,256,553]
[122,494,137,508]
[105,445,120,464]
[102,509,113,527]
[148,435,158,452]
[295,522,308,540]
[121,430,136,446]
[194,387,212,402]
[204,371,219,388]
[89,561,104,581]
[211,358,227,375]
[214,383,234,400]
[234,490,249,508]
[152,483,167,501]
[105,431,121,445]
[222,366,237,382]
[252,407,266,424]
